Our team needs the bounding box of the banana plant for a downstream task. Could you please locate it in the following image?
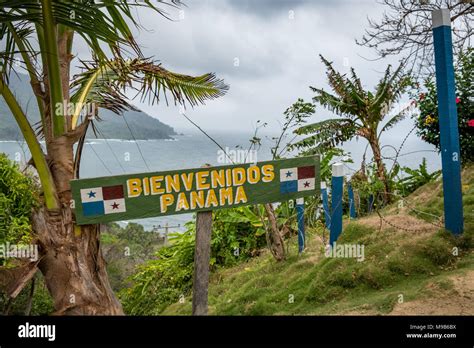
[0,0,228,315]
[399,158,441,195]
[290,55,413,202]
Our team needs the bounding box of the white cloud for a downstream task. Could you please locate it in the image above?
[68,0,435,167]
[126,0,406,134]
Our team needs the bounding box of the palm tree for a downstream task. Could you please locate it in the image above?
[291,55,412,201]
[0,0,228,315]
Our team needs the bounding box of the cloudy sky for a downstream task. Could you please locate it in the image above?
[94,0,406,134]
[70,0,439,169]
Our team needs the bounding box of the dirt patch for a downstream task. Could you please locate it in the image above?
[357,210,439,235]
[339,304,379,316]
[389,270,474,315]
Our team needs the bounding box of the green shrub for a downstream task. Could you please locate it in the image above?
[0,275,54,315]
[0,153,38,264]
[412,48,473,163]
[120,205,268,315]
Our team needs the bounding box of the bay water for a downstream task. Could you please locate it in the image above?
[0,130,440,232]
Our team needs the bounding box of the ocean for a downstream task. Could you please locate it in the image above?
[0,130,441,232]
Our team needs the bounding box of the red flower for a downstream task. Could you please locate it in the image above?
[419,93,425,100]
[456,97,461,104]
[468,120,474,127]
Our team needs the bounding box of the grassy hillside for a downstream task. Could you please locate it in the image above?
[162,164,474,315]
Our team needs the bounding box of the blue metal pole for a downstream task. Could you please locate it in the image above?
[321,181,330,230]
[368,194,374,213]
[330,163,343,245]
[432,9,464,235]
[296,197,305,253]
[348,181,356,219]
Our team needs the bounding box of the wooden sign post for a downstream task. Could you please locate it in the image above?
[70,156,320,314]
[432,9,464,235]
[192,164,212,316]
[192,209,212,315]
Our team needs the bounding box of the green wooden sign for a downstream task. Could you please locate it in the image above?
[71,156,320,225]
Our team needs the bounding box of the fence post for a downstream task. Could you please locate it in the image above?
[321,181,330,230]
[368,194,374,213]
[348,181,356,220]
[296,197,305,254]
[330,163,344,245]
[432,9,464,235]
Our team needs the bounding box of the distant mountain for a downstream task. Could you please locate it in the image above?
[0,74,176,140]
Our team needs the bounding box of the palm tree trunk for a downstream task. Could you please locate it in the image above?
[368,137,391,203]
[32,206,123,315]
[263,203,285,261]
[31,134,124,315]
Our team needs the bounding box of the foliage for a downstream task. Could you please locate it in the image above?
[71,58,228,129]
[412,48,474,163]
[398,158,441,195]
[163,220,472,315]
[408,163,474,245]
[101,222,166,292]
[348,161,402,215]
[290,55,412,154]
[0,75,178,141]
[106,222,163,250]
[0,0,228,314]
[319,148,353,183]
[0,153,38,256]
[0,275,54,315]
[0,0,228,208]
[164,162,474,315]
[357,0,473,76]
[119,226,195,315]
[270,98,315,159]
[288,55,412,202]
[120,205,270,315]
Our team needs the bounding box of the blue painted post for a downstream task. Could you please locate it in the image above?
[348,181,356,220]
[432,9,464,235]
[296,198,305,253]
[321,181,330,229]
[368,194,374,213]
[330,163,343,245]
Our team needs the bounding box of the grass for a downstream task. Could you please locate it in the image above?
[162,164,474,316]
[408,164,474,233]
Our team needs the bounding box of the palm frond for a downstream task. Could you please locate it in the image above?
[0,0,183,60]
[378,109,410,135]
[291,118,359,153]
[315,55,368,118]
[70,58,229,127]
[319,55,351,98]
[0,20,37,80]
[370,61,412,121]
[310,87,367,123]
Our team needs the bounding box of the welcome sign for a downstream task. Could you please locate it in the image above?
[71,156,320,225]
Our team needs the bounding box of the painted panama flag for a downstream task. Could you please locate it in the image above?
[279,165,315,194]
[80,185,126,216]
